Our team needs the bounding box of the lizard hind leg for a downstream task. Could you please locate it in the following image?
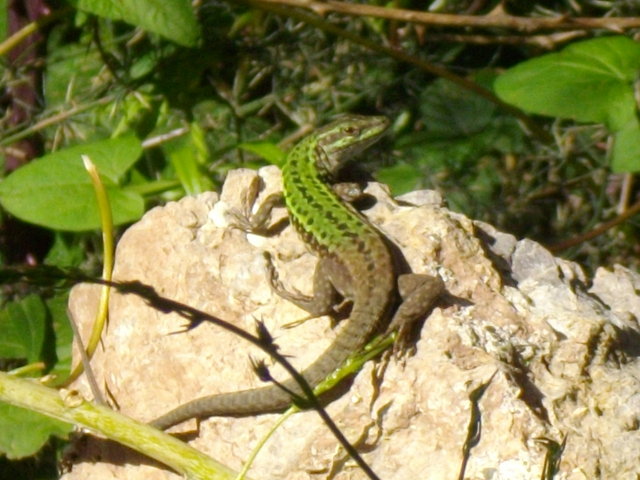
[387,273,445,354]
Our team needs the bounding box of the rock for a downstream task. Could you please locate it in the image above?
[62,167,640,480]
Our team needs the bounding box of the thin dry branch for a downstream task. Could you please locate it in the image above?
[423,31,588,49]
[252,0,640,33]
[548,199,640,252]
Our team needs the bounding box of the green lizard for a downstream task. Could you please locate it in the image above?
[151,114,444,429]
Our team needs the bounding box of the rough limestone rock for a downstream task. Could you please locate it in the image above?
[61,166,640,479]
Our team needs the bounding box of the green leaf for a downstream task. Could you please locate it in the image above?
[495,36,640,172]
[399,77,525,175]
[0,136,145,231]
[420,77,499,138]
[494,36,640,130]
[0,403,71,459]
[44,233,85,268]
[46,293,74,382]
[238,141,286,166]
[0,0,7,42]
[69,0,200,47]
[44,34,103,110]
[612,119,640,172]
[0,295,46,363]
[376,162,422,195]
[163,123,212,195]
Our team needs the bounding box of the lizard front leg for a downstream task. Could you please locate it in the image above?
[265,252,344,319]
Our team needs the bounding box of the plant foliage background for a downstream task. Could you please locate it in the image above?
[1,0,640,477]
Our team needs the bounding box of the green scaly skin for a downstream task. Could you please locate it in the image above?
[151,115,443,429]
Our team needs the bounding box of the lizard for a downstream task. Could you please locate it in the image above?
[150,114,445,430]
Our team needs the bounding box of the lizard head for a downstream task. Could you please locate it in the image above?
[315,114,390,175]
